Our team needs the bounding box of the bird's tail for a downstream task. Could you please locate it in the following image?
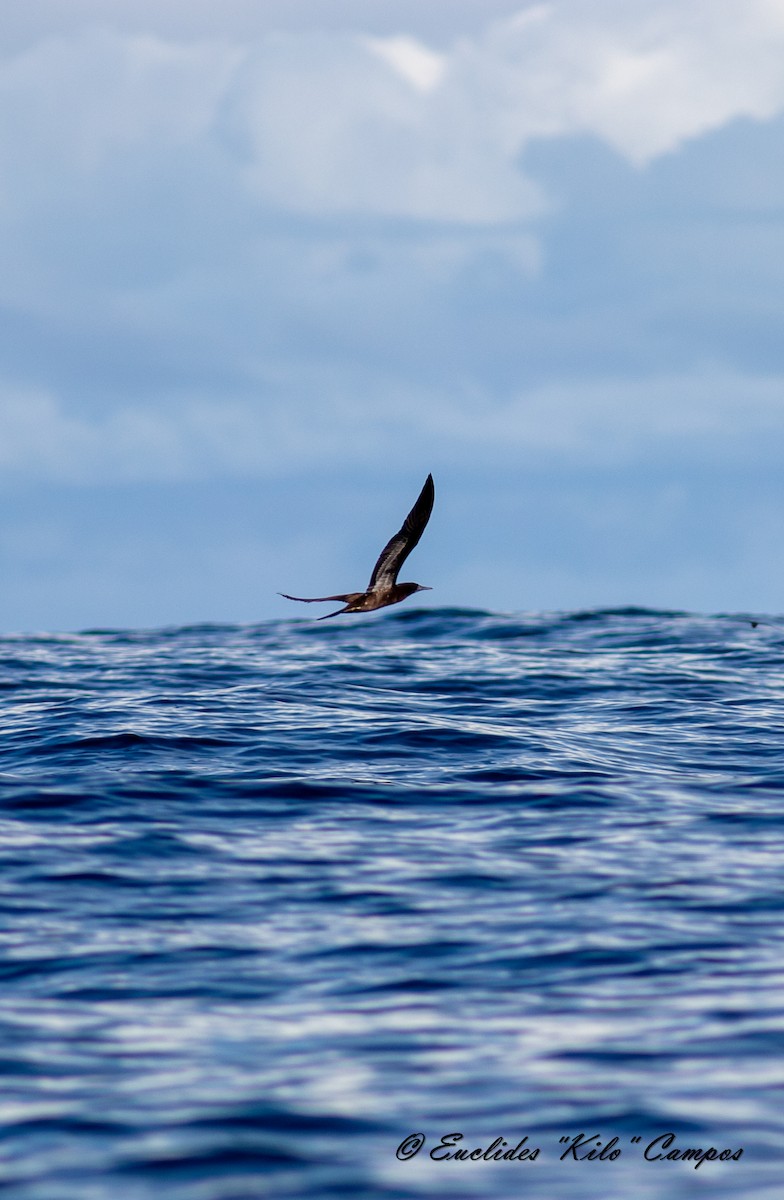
[279,591,364,620]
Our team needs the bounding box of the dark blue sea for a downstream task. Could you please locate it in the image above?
[2,608,783,1200]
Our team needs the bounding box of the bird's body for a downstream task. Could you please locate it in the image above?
[280,474,435,619]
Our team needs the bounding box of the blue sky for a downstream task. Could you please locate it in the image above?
[2,0,784,630]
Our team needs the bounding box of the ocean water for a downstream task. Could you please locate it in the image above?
[1,608,783,1200]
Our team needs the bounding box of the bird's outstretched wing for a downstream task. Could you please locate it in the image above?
[367,474,435,591]
[278,592,361,603]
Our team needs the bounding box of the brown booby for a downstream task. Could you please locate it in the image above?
[280,473,435,620]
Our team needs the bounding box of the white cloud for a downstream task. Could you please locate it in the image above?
[468,0,784,165]
[3,1,784,235]
[1,3,784,482]
[227,0,784,219]
[439,371,784,464]
[218,31,542,222]
[2,368,783,485]
[364,35,445,93]
[0,30,240,206]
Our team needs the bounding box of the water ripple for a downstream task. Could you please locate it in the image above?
[0,610,782,1198]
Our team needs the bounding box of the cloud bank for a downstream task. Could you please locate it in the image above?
[2,0,784,624]
[2,0,784,481]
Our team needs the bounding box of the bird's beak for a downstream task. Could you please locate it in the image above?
[416,585,432,592]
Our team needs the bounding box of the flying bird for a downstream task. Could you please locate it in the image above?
[280,474,435,620]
